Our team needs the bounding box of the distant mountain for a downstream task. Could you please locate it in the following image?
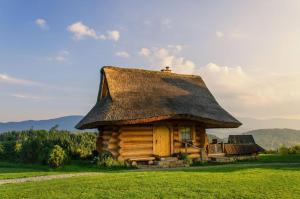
[242,129,300,150]
[207,117,300,138]
[0,116,84,133]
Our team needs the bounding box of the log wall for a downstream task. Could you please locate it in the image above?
[96,127,120,158]
[118,126,154,161]
[96,123,209,161]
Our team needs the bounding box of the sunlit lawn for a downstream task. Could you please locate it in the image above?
[1,164,300,199]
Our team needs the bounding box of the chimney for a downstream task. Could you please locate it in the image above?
[161,66,172,73]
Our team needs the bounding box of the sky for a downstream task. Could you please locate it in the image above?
[1,0,300,122]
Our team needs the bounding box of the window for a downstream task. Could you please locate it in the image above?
[179,126,192,141]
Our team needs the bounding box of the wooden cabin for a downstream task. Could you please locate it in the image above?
[76,66,241,163]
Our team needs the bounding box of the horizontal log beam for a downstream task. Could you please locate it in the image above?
[120,143,153,149]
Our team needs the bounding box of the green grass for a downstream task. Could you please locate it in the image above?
[1,164,300,199]
[1,155,300,198]
[238,154,300,163]
[1,154,300,179]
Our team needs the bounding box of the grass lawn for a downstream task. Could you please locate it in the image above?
[0,164,300,199]
[1,154,300,198]
[240,154,300,163]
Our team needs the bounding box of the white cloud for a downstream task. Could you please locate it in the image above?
[107,30,120,41]
[216,31,247,39]
[139,45,195,74]
[35,18,48,30]
[115,51,130,58]
[67,22,98,40]
[10,93,42,100]
[67,22,120,41]
[46,50,70,63]
[216,31,224,38]
[0,73,40,86]
[197,63,300,115]
[139,48,151,57]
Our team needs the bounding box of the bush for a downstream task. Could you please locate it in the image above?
[47,145,67,168]
[262,149,278,154]
[177,152,193,165]
[96,151,130,168]
[0,144,4,156]
[1,141,20,160]
[0,130,97,165]
[288,145,300,154]
[279,145,289,155]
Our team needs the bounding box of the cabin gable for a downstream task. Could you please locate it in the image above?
[98,72,111,100]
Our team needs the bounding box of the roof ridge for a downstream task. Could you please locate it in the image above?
[102,65,201,78]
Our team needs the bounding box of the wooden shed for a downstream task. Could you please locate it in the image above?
[226,135,265,155]
[76,66,241,163]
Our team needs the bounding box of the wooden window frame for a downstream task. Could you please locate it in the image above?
[178,125,195,142]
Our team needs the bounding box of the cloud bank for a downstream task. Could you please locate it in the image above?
[67,22,120,41]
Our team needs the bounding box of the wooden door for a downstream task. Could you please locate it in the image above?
[154,126,170,157]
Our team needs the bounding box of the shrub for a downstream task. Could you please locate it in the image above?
[0,144,4,156]
[1,141,18,160]
[279,145,289,155]
[0,130,97,164]
[177,152,193,165]
[47,145,67,168]
[288,145,300,154]
[96,151,130,168]
[262,149,277,154]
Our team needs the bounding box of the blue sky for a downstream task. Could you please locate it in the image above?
[1,0,300,121]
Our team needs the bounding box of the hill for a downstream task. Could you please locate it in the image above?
[207,117,300,138]
[243,129,300,150]
[0,116,83,133]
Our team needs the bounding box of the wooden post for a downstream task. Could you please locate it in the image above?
[221,142,225,153]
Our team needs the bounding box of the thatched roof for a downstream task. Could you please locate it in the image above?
[224,144,265,155]
[228,135,255,144]
[76,66,241,129]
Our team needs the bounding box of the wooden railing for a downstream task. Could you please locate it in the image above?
[208,143,225,154]
[175,140,206,161]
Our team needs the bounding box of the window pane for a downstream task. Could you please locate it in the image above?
[180,127,191,141]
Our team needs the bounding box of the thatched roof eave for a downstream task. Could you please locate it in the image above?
[76,114,241,130]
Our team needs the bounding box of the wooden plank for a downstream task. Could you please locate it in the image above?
[170,126,174,154]
[121,127,152,132]
[120,148,153,154]
[124,157,155,161]
[119,133,153,138]
[118,155,154,161]
[188,153,200,159]
[102,143,119,150]
[120,131,153,136]
[120,149,153,156]
[120,136,153,142]
[120,142,153,149]
[178,147,200,153]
